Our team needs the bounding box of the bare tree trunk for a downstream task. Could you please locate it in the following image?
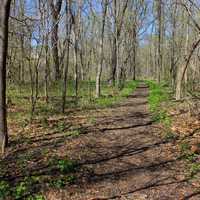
[96,0,108,98]
[175,65,183,100]
[0,0,10,154]
[111,36,117,85]
[115,0,128,87]
[71,0,82,98]
[20,35,25,83]
[62,0,72,113]
[157,0,163,83]
[74,39,78,97]
[184,10,189,92]
[48,0,62,81]
[19,0,25,83]
[132,23,137,80]
[45,36,49,104]
[62,38,70,112]
[170,1,177,90]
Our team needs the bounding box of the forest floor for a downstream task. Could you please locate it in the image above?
[1,82,200,200]
[45,83,200,200]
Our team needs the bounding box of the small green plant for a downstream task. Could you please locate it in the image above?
[55,121,66,132]
[64,130,80,137]
[14,176,40,199]
[164,131,177,141]
[66,175,76,184]
[180,142,190,153]
[50,178,66,189]
[190,163,200,176]
[57,159,77,173]
[183,152,198,162]
[27,194,45,200]
[0,181,10,199]
[50,175,76,189]
[89,117,96,124]
[15,181,27,199]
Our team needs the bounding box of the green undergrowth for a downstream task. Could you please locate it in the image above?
[146,80,174,140]
[7,80,139,124]
[0,158,77,199]
[94,80,139,108]
[179,141,200,178]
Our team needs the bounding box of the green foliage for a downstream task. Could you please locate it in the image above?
[14,176,41,199]
[89,117,96,124]
[147,80,169,112]
[146,81,171,126]
[50,178,66,189]
[120,81,139,97]
[164,131,177,141]
[0,181,10,199]
[180,142,190,153]
[186,153,198,162]
[50,175,76,189]
[57,159,77,174]
[7,80,139,127]
[0,177,43,199]
[55,121,67,132]
[27,195,45,200]
[66,175,76,184]
[15,181,27,199]
[94,80,139,108]
[190,163,200,176]
[64,130,80,137]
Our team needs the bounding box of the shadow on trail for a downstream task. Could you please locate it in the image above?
[183,191,200,200]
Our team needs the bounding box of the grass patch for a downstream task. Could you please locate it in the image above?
[179,141,200,177]
[146,80,169,113]
[146,81,170,123]
[146,80,174,138]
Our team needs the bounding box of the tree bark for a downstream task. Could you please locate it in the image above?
[170,0,177,90]
[96,0,108,98]
[48,0,62,81]
[157,0,163,83]
[0,0,11,153]
[132,23,137,80]
[62,0,72,113]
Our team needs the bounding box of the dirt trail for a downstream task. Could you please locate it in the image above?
[47,83,199,200]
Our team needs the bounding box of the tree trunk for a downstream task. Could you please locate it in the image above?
[0,0,10,154]
[51,22,60,80]
[48,0,62,81]
[62,0,72,113]
[110,0,117,86]
[45,36,49,104]
[96,0,108,98]
[132,24,137,80]
[175,65,183,100]
[111,36,117,85]
[157,0,163,83]
[74,39,78,97]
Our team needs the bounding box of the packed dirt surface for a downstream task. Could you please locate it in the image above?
[46,84,200,200]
